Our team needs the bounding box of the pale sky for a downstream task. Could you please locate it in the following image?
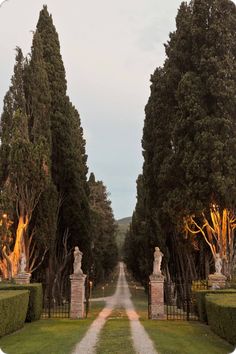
[0,0,183,219]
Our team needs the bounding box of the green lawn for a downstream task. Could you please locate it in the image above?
[129,279,234,354]
[96,318,135,354]
[0,271,234,354]
[0,301,104,354]
[143,321,233,354]
[0,319,89,354]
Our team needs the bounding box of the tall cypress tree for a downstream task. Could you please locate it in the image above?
[0,48,26,186]
[129,3,194,283]
[88,173,118,283]
[166,0,236,277]
[36,6,91,270]
[130,0,236,283]
[25,30,58,270]
[124,175,151,284]
[0,6,98,279]
[0,47,51,277]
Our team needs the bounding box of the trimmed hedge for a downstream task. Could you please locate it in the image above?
[206,294,236,345]
[0,283,42,322]
[194,289,236,323]
[0,290,29,337]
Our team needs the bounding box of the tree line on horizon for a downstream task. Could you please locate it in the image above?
[0,5,118,288]
[125,0,236,285]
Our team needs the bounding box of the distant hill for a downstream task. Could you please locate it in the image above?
[116,217,132,225]
[115,217,131,258]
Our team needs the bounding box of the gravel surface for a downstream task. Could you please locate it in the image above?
[72,262,157,354]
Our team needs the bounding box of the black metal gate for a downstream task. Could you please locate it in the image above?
[34,269,71,319]
[164,280,209,320]
[148,281,151,319]
[84,276,91,318]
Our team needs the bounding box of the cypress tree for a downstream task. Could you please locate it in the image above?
[36,6,91,270]
[166,0,236,277]
[130,3,194,283]
[88,173,118,283]
[0,47,50,277]
[25,30,58,270]
[124,175,151,284]
[130,0,236,282]
[0,48,26,186]
[1,6,92,279]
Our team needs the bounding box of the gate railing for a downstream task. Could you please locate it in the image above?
[164,280,209,321]
[33,271,71,319]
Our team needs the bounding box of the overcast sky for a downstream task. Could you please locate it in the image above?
[0,0,183,219]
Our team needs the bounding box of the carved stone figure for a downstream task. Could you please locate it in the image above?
[153,247,163,275]
[214,253,222,274]
[19,252,26,273]
[73,246,83,275]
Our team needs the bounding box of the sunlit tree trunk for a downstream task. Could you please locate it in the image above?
[184,206,236,278]
[11,214,28,276]
[0,214,29,278]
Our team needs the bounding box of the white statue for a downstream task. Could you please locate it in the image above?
[20,252,26,273]
[153,247,163,275]
[214,253,222,274]
[73,246,83,274]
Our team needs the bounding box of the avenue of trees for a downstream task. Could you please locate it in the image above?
[88,173,118,284]
[0,6,118,286]
[125,0,236,284]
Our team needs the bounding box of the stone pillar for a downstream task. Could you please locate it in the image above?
[208,273,226,289]
[70,273,86,319]
[149,274,165,320]
[14,272,31,284]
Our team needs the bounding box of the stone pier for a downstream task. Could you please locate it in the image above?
[149,273,165,320]
[149,246,166,320]
[70,273,87,319]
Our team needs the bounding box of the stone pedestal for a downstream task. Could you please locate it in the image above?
[208,273,226,289]
[14,272,31,284]
[70,273,86,319]
[149,273,166,320]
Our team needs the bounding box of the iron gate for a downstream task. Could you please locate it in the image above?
[164,280,209,320]
[33,269,71,319]
[40,272,91,319]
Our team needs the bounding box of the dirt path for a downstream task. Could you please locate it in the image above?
[72,262,157,354]
[72,265,123,354]
[117,263,157,354]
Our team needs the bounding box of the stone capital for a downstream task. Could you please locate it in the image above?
[14,272,31,284]
[208,272,226,289]
[149,273,164,282]
[70,273,86,281]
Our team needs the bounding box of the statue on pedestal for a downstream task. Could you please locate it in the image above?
[153,247,163,275]
[214,253,222,274]
[19,252,26,273]
[73,246,83,275]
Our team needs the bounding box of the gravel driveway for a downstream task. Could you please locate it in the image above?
[72,262,157,354]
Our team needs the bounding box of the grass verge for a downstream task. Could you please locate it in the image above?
[96,318,135,354]
[0,319,90,354]
[0,301,105,354]
[128,273,234,354]
[143,321,233,354]
[96,306,135,354]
